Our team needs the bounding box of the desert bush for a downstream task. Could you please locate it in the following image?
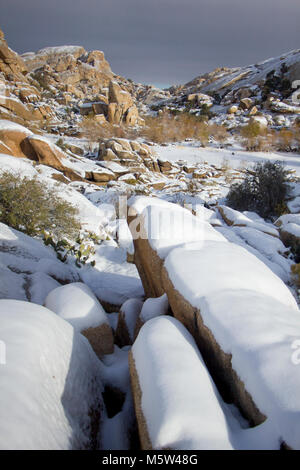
[209,123,229,143]
[80,116,130,150]
[226,161,291,218]
[0,172,80,239]
[274,129,295,152]
[293,121,300,152]
[139,112,227,146]
[55,137,67,152]
[43,232,98,267]
[239,120,270,151]
[239,121,286,152]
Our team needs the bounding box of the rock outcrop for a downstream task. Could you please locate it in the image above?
[0,28,28,81]
[98,138,160,177]
[128,197,300,449]
[127,197,225,298]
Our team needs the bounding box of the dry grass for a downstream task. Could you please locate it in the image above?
[80,116,129,149]
[239,120,300,153]
[136,112,229,146]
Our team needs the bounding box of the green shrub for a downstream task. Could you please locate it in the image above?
[226,161,291,218]
[0,172,80,239]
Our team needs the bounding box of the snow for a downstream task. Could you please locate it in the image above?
[35,45,85,56]
[100,346,136,450]
[97,161,127,173]
[120,298,143,341]
[0,222,79,303]
[288,196,300,213]
[0,262,27,301]
[81,242,144,306]
[44,282,109,332]
[128,196,226,259]
[0,119,33,134]
[153,143,300,177]
[0,299,103,450]
[164,240,298,311]
[218,205,279,237]
[162,239,300,448]
[140,294,169,323]
[275,213,300,227]
[0,154,37,177]
[197,289,300,449]
[111,219,134,255]
[198,205,223,226]
[233,226,287,257]
[29,272,61,305]
[132,316,234,450]
[216,225,292,283]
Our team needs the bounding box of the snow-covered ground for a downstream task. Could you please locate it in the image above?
[155,142,300,176]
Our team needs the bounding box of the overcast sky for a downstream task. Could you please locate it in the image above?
[1,0,299,88]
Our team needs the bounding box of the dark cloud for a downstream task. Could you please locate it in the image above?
[1,0,299,87]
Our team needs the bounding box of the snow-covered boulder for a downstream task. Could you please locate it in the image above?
[218,205,279,237]
[275,214,300,250]
[162,240,300,448]
[127,196,225,297]
[134,293,169,338]
[129,316,234,450]
[45,282,114,357]
[0,222,79,304]
[0,300,103,450]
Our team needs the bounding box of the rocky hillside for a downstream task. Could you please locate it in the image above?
[0,28,150,135]
[149,49,300,132]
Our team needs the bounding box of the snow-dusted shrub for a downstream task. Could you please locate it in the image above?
[239,120,272,151]
[0,171,80,239]
[226,161,290,218]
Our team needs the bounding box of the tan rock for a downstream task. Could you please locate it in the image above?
[109,80,133,108]
[107,102,117,123]
[0,140,13,155]
[161,266,266,426]
[92,170,115,182]
[279,227,300,250]
[130,141,141,152]
[118,150,136,160]
[81,323,114,358]
[125,105,139,125]
[240,98,253,110]
[0,96,39,121]
[25,136,66,170]
[129,350,153,450]
[92,102,108,115]
[227,105,239,114]
[0,125,33,158]
[99,148,118,161]
[115,298,143,347]
[94,114,107,124]
[113,138,133,152]
[19,87,40,104]
[249,106,258,115]
[0,30,28,81]
[127,211,165,298]
[150,181,166,190]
